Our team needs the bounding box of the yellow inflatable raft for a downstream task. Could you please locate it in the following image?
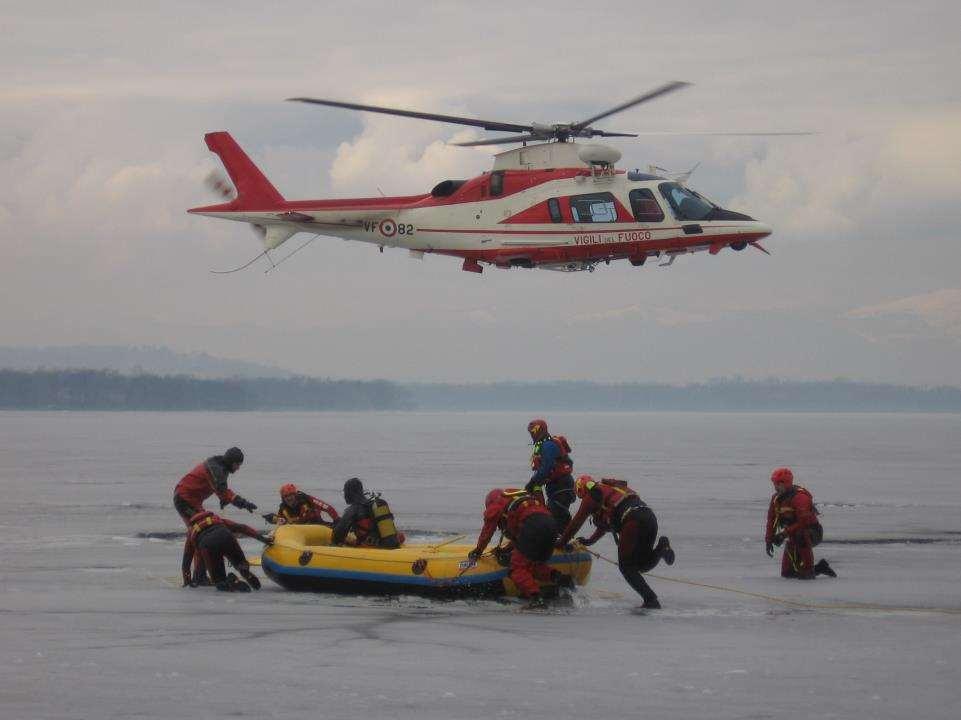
[261,524,592,598]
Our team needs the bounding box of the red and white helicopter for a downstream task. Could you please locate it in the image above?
[190,82,802,274]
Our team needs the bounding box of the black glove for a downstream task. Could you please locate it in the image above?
[576,536,594,547]
[263,512,278,524]
[233,496,257,512]
[467,548,482,563]
[765,542,775,557]
[257,533,273,545]
[772,532,785,547]
[494,546,513,567]
[182,575,197,588]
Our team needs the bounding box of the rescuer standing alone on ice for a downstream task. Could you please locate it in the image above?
[765,467,837,579]
[526,419,576,526]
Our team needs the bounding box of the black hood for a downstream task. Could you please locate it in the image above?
[344,477,365,504]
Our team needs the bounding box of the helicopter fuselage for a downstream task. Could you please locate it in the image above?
[190,132,772,273]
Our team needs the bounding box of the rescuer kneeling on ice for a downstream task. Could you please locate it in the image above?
[469,488,571,609]
[264,483,340,526]
[331,478,405,548]
[765,467,836,579]
[557,475,674,609]
[526,419,576,527]
[181,510,272,592]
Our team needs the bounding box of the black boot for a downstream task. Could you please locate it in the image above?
[239,568,261,590]
[656,537,675,566]
[642,595,661,610]
[551,570,575,590]
[524,594,548,610]
[814,559,837,578]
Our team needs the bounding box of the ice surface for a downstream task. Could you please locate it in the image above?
[1,411,959,719]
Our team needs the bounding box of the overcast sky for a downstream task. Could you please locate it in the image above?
[2,1,960,383]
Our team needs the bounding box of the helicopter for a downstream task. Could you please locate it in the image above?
[189,82,806,274]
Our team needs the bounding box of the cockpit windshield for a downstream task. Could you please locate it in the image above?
[658,182,716,221]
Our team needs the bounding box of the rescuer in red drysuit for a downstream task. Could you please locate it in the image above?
[765,467,836,579]
[173,447,257,522]
[264,483,340,526]
[468,488,568,609]
[173,447,256,584]
[557,475,674,609]
[181,510,272,591]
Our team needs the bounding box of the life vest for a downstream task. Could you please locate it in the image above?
[530,435,574,481]
[770,486,818,535]
[187,510,222,541]
[589,479,642,529]
[500,490,549,539]
[278,493,334,525]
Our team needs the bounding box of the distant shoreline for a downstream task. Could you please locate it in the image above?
[2,370,960,413]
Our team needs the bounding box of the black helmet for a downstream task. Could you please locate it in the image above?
[343,477,365,504]
[224,447,244,468]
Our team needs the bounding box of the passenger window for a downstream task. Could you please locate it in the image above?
[569,192,618,223]
[490,171,505,197]
[629,189,665,222]
[548,198,562,223]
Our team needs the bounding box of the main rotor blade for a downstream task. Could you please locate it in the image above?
[629,131,815,136]
[449,134,541,147]
[571,81,691,133]
[287,97,532,134]
[585,130,639,138]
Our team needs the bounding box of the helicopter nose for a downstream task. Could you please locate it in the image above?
[754,221,772,238]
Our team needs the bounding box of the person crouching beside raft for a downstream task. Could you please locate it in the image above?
[264,483,340,526]
[469,489,572,609]
[765,467,836,579]
[181,510,272,591]
[557,476,674,609]
[331,478,405,548]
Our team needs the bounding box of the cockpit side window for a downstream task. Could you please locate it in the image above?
[569,192,618,223]
[658,182,715,221]
[547,198,562,223]
[628,189,665,223]
[490,171,505,197]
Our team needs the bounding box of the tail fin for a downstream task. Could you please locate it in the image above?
[204,132,284,209]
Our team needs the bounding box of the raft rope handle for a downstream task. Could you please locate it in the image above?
[580,546,961,616]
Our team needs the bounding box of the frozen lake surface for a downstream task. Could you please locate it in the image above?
[1,411,959,719]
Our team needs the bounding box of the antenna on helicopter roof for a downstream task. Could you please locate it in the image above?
[648,162,700,185]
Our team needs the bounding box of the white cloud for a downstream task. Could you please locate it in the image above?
[846,288,961,341]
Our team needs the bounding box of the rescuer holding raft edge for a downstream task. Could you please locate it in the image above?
[264,483,340,526]
[526,419,576,526]
[469,488,573,609]
[557,475,674,609]
[765,467,837,579]
[181,510,272,591]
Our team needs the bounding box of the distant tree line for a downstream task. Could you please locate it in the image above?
[0,370,412,410]
[3,371,960,412]
[404,379,961,413]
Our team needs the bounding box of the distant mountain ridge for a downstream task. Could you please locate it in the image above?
[0,345,293,379]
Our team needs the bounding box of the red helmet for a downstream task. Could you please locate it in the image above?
[280,483,298,498]
[527,418,549,442]
[574,475,595,498]
[770,467,794,487]
[485,489,504,507]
